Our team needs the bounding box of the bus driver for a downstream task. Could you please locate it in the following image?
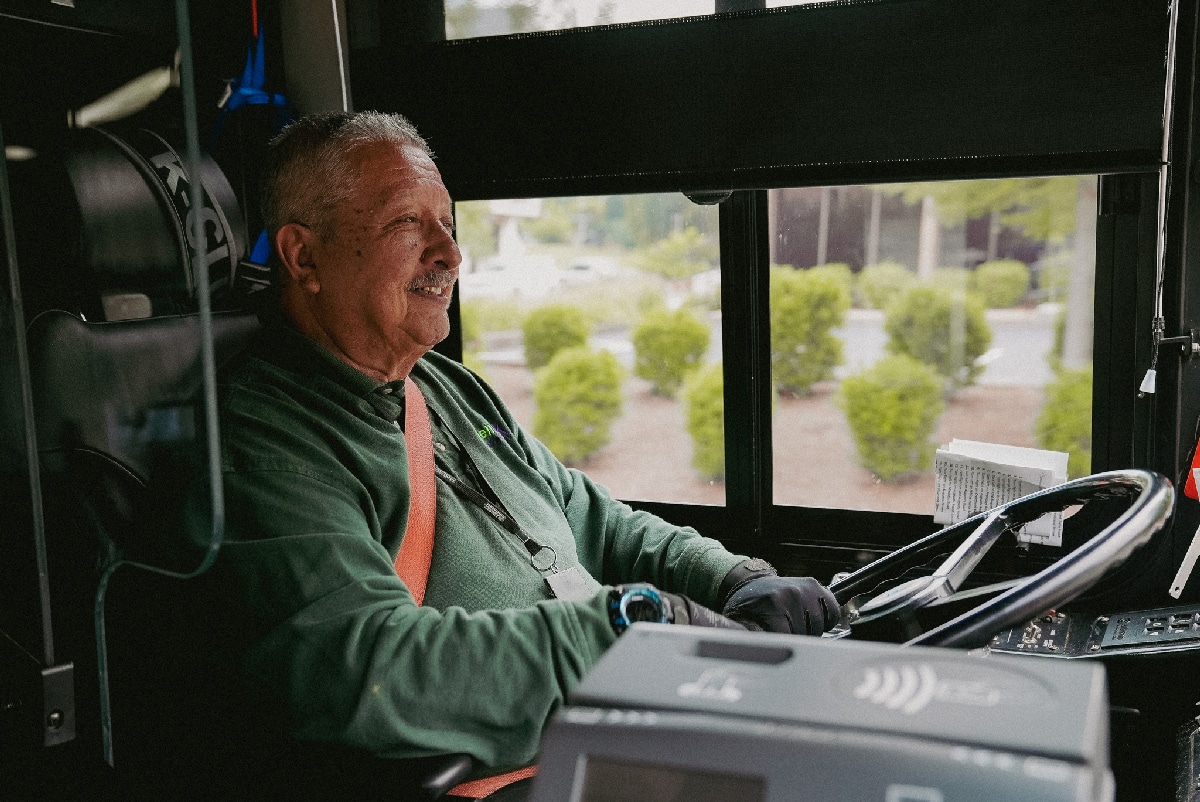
[183,110,839,801]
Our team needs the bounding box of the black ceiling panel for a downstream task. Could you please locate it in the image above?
[353,0,1169,199]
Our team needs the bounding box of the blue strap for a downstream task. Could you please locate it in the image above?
[249,228,271,264]
[210,16,293,268]
[209,19,293,154]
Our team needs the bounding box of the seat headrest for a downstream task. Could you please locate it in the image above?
[28,310,261,483]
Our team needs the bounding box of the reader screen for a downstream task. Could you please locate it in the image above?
[578,755,765,802]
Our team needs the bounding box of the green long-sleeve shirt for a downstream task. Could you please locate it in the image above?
[197,316,746,775]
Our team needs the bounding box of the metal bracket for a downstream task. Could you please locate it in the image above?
[1158,328,1200,357]
[41,662,74,747]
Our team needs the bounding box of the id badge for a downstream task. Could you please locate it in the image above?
[544,566,594,601]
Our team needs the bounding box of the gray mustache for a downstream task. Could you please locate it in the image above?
[407,270,457,291]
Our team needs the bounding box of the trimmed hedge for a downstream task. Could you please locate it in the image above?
[1035,366,1092,478]
[632,307,711,397]
[770,265,850,396]
[857,261,916,309]
[684,363,725,480]
[809,262,855,302]
[532,346,624,465]
[973,259,1031,308]
[836,354,946,481]
[884,284,992,388]
[927,267,971,294]
[521,304,590,369]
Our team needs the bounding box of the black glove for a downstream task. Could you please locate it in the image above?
[722,574,840,635]
[661,590,745,630]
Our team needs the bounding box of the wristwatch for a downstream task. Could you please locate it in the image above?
[607,584,672,635]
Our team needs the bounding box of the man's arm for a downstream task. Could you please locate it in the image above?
[187,365,622,774]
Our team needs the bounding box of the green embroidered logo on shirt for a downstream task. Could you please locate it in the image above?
[477,422,512,443]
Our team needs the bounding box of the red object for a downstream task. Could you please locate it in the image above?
[393,380,538,796]
[250,0,259,37]
[1185,441,1200,500]
[393,379,437,604]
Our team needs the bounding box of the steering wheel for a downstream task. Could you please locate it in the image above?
[826,469,1175,649]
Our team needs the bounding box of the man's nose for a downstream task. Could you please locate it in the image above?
[428,225,462,270]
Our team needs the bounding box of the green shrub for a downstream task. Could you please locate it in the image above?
[1035,366,1092,478]
[1047,306,1066,372]
[683,363,725,480]
[632,307,711,397]
[857,261,917,309]
[884,284,992,388]
[460,299,483,351]
[973,259,1031,308]
[1037,255,1072,302]
[461,298,524,333]
[532,347,624,465]
[809,262,855,303]
[926,267,971,294]
[836,354,946,481]
[521,304,590,369]
[770,265,850,396]
[458,301,488,379]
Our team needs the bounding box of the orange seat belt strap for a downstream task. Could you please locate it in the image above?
[394,378,437,606]
[392,379,538,797]
[446,766,538,798]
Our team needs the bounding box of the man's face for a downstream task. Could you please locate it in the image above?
[304,141,461,379]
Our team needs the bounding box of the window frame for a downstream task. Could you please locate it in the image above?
[350,0,1200,576]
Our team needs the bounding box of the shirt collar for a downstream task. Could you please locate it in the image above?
[255,303,409,423]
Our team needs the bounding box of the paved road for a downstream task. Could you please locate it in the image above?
[833,309,1057,387]
[493,308,1060,388]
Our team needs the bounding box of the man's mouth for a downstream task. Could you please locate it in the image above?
[409,270,456,298]
[413,285,450,297]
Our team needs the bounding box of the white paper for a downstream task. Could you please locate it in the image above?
[934,440,1069,546]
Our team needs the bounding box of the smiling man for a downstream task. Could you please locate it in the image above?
[183,111,839,801]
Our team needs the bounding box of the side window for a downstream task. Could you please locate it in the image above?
[445,1,715,39]
[769,177,1095,514]
[455,194,724,504]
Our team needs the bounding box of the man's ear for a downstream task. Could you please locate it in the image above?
[275,223,321,294]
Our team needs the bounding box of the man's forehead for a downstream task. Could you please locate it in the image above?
[344,141,449,203]
[350,141,437,177]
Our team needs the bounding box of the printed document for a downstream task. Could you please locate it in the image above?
[934,440,1069,546]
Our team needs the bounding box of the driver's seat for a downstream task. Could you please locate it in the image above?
[26,308,259,798]
[26,308,471,800]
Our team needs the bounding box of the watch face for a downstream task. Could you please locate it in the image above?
[621,590,664,624]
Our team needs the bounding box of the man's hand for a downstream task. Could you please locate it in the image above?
[660,590,745,630]
[721,575,840,635]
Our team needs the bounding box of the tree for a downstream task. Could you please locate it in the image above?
[633,226,718,281]
[882,177,1080,240]
[453,201,498,262]
[880,176,1094,364]
[622,194,713,247]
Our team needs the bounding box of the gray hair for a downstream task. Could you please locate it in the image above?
[261,110,433,242]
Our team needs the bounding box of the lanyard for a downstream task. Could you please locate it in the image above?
[433,464,559,573]
[393,419,559,573]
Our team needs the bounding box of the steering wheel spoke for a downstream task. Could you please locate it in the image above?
[830,470,1175,649]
